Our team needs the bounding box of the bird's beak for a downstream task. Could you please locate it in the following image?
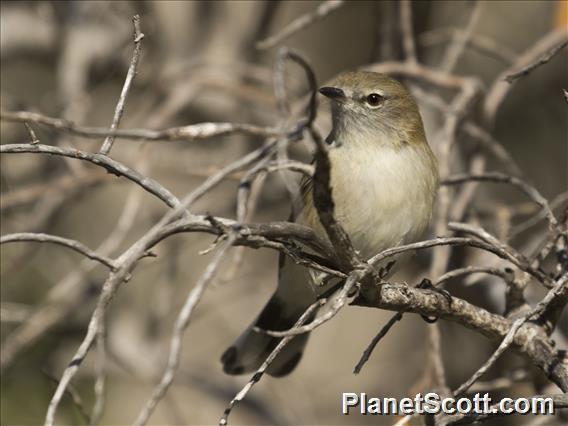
[319,86,346,102]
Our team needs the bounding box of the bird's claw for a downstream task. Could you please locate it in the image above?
[416,278,453,324]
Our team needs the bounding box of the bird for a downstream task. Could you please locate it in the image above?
[221,70,439,377]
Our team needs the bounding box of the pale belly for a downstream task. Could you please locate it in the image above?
[300,143,438,261]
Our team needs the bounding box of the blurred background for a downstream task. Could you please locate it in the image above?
[1,1,567,425]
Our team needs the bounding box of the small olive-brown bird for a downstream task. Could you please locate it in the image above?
[221,71,439,376]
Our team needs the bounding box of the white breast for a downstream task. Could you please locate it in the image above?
[302,142,438,260]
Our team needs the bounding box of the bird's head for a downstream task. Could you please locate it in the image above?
[319,71,425,147]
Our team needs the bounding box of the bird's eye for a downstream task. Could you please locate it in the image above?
[366,93,384,107]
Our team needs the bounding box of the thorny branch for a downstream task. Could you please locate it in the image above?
[1,8,566,426]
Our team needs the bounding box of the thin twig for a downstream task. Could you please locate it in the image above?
[453,273,568,396]
[434,265,511,287]
[0,170,110,210]
[1,184,146,372]
[419,27,517,64]
[352,281,568,392]
[134,234,236,426]
[369,236,549,286]
[440,394,568,425]
[504,39,567,83]
[510,191,568,238]
[1,110,280,142]
[468,369,528,392]
[219,299,325,426]
[44,141,280,426]
[44,371,91,425]
[443,172,557,229]
[484,29,568,125]
[400,0,418,63]
[462,123,523,177]
[0,144,180,208]
[254,270,363,337]
[440,1,482,72]
[99,15,144,155]
[0,233,117,270]
[23,122,39,144]
[91,319,107,425]
[256,0,344,50]
[352,312,403,374]
[409,84,523,177]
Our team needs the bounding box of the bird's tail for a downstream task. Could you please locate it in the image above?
[221,292,316,377]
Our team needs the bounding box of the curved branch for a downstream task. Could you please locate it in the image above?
[368,236,551,286]
[0,144,180,208]
[0,233,116,270]
[157,216,334,261]
[484,29,568,125]
[256,0,344,50]
[442,172,557,229]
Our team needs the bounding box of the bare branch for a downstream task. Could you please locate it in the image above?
[484,30,568,124]
[468,369,528,392]
[352,312,403,374]
[353,280,568,392]
[23,122,40,144]
[1,110,280,142]
[409,84,523,176]
[44,140,280,425]
[510,191,568,238]
[440,393,568,425]
[440,1,482,72]
[368,61,480,90]
[99,15,144,155]
[254,269,363,337]
[256,0,344,50]
[442,172,557,230]
[419,27,517,64]
[368,236,550,286]
[504,39,567,83]
[134,234,236,426]
[91,319,106,425]
[452,273,568,396]
[400,0,418,63]
[434,265,512,287]
[462,123,523,177]
[2,11,565,424]
[1,170,110,210]
[44,371,91,425]
[219,299,325,426]
[0,144,180,208]
[0,233,117,270]
[1,186,145,372]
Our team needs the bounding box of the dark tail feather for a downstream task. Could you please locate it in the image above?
[221,293,316,377]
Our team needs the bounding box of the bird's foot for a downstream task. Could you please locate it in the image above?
[416,278,453,324]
